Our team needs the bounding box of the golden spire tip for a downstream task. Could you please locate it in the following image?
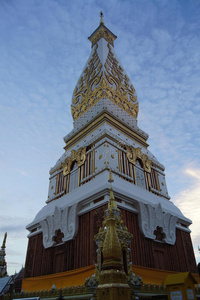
[100,11,105,25]
[2,232,7,248]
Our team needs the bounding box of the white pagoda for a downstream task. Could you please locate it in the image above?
[23,15,197,289]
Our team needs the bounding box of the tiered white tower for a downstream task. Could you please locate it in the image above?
[24,16,196,280]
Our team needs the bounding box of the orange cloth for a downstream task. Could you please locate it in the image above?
[21,265,95,292]
[22,265,200,292]
[132,265,200,285]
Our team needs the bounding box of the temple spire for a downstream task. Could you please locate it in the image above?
[0,232,7,277]
[94,171,133,299]
[100,171,122,272]
[2,232,7,248]
[72,18,138,124]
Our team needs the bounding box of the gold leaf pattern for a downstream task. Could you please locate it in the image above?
[71,42,139,121]
[126,145,152,173]
[61,147,86,176]
[89,26,115,47]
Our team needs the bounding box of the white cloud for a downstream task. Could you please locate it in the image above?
[174,167,200,263]
[0,0,200,275]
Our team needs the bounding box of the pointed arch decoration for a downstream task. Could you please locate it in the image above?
[125,145,152,173]
[61,147,87,176]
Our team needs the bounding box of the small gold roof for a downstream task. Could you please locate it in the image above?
[88,12,117,48]
[164,272,197,285]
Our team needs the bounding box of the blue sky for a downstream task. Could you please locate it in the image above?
[0,0,200,275]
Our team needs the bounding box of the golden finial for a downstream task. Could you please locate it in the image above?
[100,11,105,25]
[108,169,117,209]
[2,232,7,249]
[108,168,114,183]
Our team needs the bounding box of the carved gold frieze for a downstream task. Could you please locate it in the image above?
[105,44,137,104]
[61,147,86,176]
[89,26,116,47]
[126,145,152,173]
[71,43,138,121]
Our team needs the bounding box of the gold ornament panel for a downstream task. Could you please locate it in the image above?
[125,145,152,173]
[61,147,86,176]
[71,43,139,121]
[89,26,116,47]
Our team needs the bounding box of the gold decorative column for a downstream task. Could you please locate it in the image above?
[96,171,131,300]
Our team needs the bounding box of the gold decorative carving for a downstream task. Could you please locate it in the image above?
[142,154,152,173]
[126,145,152,173]
[126,145,137,165]
[104,44,137,105]
[102,215,122,269]
[94,178,135,300]
[71,43,138,121]
[89,26,116,47]
[61,147,86,176]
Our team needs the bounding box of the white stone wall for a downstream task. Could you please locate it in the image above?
[47,174,57,202]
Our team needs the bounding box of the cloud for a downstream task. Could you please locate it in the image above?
[0,224,25,234]
[0,0,200,275]
[6,249,22,256]
[16,169,31,177]
[174,167,200,262]
[8,262,22,266]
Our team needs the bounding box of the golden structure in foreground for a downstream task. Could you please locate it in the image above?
[94,170,139,300]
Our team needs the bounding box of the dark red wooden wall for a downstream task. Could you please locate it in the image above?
[24,204,197,278]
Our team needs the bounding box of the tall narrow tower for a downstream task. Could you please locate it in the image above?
[24,15,197,286]
[0,233,7,277]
